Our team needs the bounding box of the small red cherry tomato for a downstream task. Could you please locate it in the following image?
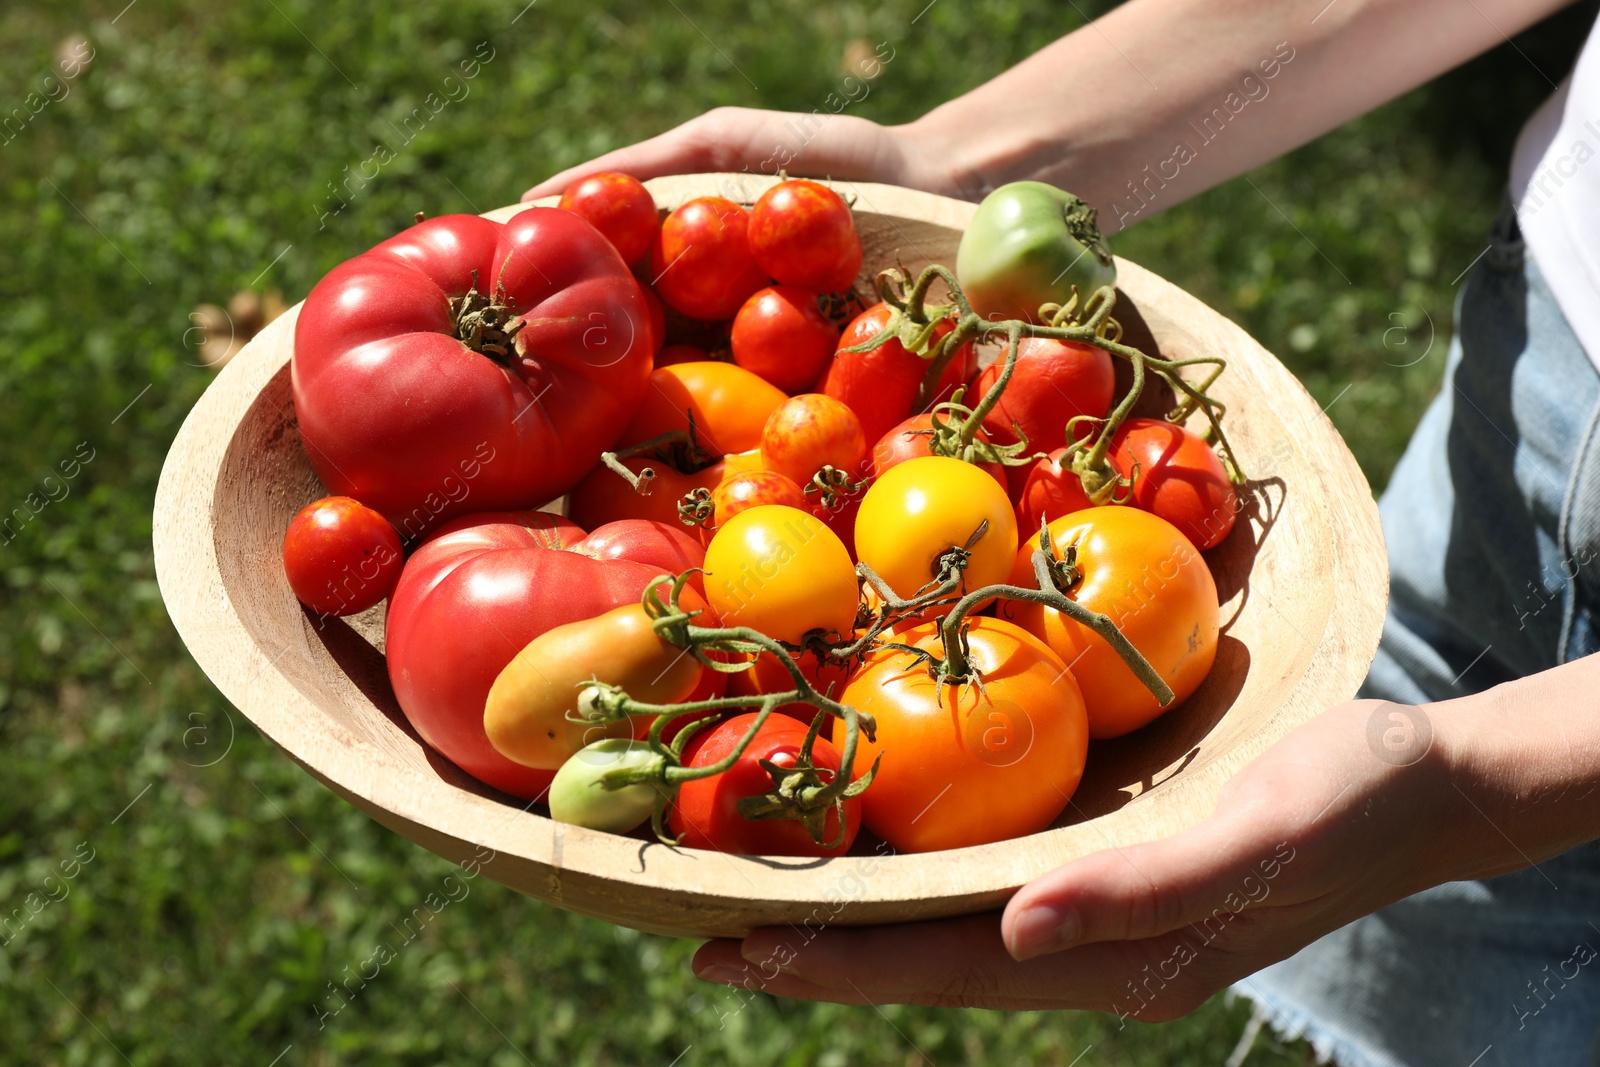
[730,285,841,393]
[747,179,863,293]
[558,172,660,267]
[283,496,404,616]
[1110,418,1238,550]
[712,470,807,526]
[1014,447,1096,535]
[651,197,769,320]
[971,337,1115,501]
[669,712,861,856]
[760,394,868,489]
[871,413,1007,486]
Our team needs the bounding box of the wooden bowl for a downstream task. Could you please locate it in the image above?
[153,175,1385,939]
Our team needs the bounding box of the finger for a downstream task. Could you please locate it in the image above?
[1002,800,1301,961]
[521,125,723,200]
[724,913,1228,1015]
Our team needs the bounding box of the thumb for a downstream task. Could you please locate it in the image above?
[1001,806,1298,962]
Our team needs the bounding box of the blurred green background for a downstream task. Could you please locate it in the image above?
[2,0,1592,1062]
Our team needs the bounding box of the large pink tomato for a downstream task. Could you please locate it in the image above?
[384,510,704,800]
[293,209,655,537]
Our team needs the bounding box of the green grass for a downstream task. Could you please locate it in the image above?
[0,0,1590,1062]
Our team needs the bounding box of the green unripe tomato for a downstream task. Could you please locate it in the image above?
[955,181,1117,323]
[548,739,668,834]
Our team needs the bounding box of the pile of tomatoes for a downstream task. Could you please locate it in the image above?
[280,173,1242,859]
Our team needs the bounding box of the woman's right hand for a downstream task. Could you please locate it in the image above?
[521,107,973,202]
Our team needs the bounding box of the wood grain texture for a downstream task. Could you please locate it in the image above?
[153,174,1387,939]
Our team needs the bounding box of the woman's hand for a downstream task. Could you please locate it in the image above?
[690,698,1483,1015]
[521,108,973,202]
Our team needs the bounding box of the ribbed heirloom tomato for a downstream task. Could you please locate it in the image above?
[292,209,654,534]
[999,506,1219,738]
[385,510,704,799]
[842,617,1089,852]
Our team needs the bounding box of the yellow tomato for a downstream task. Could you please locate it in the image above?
[854,456,1018,610]
[703,505,859,644]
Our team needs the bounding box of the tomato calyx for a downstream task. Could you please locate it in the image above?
[803,464,870,511]
[596,413,721,499]
[734,710,879,848]
[450,269,526,366]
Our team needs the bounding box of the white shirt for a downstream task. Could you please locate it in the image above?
[1512,23,1600,370]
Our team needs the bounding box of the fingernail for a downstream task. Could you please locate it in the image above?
[1009,903,1081,961]
[695,964,748,986]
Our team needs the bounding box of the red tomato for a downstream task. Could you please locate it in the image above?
[425,508,585,548]
[638,281,666,353]
[558,172,659,266]
[729,285,840,393]
[871,413,1007,486]
[1014,448,1096,535]
[1110,418,1238,551]
[567,455,724,532]
[843,617,1088,852]
[282,496,403,616]
[712,470,806,526]
[669,712,861,856]
[385,511,710,799]
[569,519,707,594]
[820,303,977,447]
[292,210,654,534]
[760,394,868,489]
[747,179,864,293]
[970,337,1115,501]
[655,343,709,367]
[651,197,769,320]
[619,361,788,458]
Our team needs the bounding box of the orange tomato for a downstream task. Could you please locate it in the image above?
[999,506,1218,738]
[842,617,1088,852]
[619,362,788,457]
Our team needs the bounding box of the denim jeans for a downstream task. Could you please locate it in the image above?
[1231,202,1600,1066]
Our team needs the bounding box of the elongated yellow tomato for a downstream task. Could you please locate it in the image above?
[484,603,703,770]
[999,506,1218,739]
[703,505,858,644]
[854,456,1018,609]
